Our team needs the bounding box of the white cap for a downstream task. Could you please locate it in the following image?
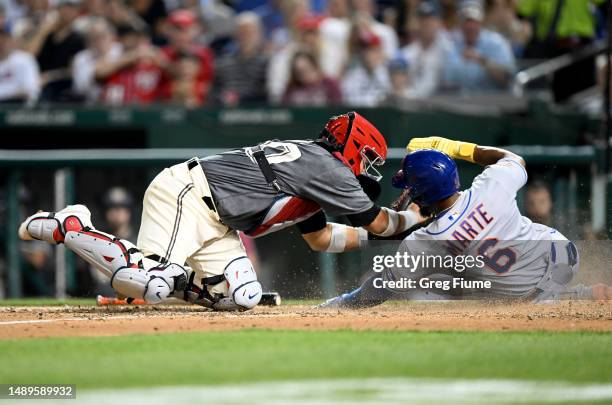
[459,1,484,22]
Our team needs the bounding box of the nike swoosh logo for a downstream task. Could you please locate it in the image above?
[248,292,259,300]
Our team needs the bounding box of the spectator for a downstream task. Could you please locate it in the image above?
[253,0,285,40]
[341,31,390,106]
[89,187,136,296]
[268,0,310,52]
[103,187,135,241]
[380,4,399,34]
[72,18,122,103]
[282,51,341,106]
[158,9,214,105]
[97,25,166,105]
[0,27,39,104]
[401,2,450,98]
[351,0,398,59]
[439,0,459,31]
[23,0,85,102]
[442,2,515,93]
[130,0,167,44]
[1,1,23,32]
[197,0,236,51]
[237,0,325,15]
[170,51,204,107]
[17,186,54,296]
[518,0,604,102]
[524,181,553,226]
[319,0,351,78]
[105,0,148,33]
[0,4,6,31]
[73,0,113,34]
[10,0,51,44]
[214,12,268,106]
[267,14,323,103]
[484,0,531,57]
[20,240,54,296]
[396,0,421,46]
[384,55,411,104]
[82,0,107,17]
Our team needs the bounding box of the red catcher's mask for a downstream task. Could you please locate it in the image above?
[320,111,388,180]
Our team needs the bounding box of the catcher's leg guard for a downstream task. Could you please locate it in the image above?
[64,228,187,303]
[182,256,262,310]
[64,229,142,278]
[111,263,188,304]
[18,204,93,244]
[224,256,262,309]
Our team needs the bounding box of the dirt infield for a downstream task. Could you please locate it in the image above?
[0,301,610,340]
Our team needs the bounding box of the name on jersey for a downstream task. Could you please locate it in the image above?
[446,203,494,255]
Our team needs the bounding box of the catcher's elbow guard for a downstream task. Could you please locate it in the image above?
[224,256,262,309]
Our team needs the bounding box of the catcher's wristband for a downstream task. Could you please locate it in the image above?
[325,223,347,253]
[407,137,477,163]
[357,227,368,249]
[374,208,419,237]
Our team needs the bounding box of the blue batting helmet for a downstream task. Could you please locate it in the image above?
[391,149,460,206]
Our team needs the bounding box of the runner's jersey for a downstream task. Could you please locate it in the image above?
[199,140,378,236]
[402,156,565,295]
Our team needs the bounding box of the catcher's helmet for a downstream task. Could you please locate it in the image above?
[319,111,387,180]
[391,149,460,206]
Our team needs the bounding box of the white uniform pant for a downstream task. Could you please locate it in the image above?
[137,160,246,296]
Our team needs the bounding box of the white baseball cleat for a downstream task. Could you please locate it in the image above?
[18,204,93,244]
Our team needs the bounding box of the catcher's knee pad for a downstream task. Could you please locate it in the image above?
[224,256,262,309]
[64,229,143,278]
[111,263,188,304]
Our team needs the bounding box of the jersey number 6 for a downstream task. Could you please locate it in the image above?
[477,238,517,274]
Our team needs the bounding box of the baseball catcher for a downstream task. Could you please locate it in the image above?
[19,112,420,311]
[321,137,610,308]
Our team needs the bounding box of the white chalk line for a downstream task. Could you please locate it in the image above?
[8,378,612,405]
[0,316,136,326]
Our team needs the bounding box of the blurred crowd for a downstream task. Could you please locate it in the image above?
[0,0,608,107]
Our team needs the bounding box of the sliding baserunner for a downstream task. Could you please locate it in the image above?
[321,137,610,308]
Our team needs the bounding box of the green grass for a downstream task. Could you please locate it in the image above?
[0,330,610,389]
